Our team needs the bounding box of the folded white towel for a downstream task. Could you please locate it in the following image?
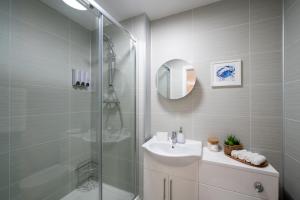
[238,152,247,160]
[231,150,238,158]
[244,152,253,163]
[231,149,246,158]
[251,155,266,166]
[231,150,266,166]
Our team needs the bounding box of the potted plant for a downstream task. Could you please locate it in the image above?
[224,135,243,155]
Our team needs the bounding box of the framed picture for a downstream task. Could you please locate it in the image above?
[211,59,242,87]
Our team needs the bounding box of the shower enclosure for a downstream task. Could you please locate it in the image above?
[0,0,137,200]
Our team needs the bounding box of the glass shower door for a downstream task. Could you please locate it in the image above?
[101,17,137,200]
[2,0,102,200]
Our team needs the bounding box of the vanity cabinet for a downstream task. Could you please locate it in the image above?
[144,169,168,200]
[169,176,198,200]
[199,147,279,200]
[143,151,199,200]
[144,168,198,200]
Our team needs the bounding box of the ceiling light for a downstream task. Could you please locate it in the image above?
[62,0,87,11]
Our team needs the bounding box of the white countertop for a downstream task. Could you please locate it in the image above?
[202,147,279,177]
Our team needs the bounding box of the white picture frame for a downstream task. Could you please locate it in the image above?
[211,59,242,87]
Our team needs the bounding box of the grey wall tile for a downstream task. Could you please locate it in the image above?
[252,148,282,172]
[285,41,300,82]
[193,0,249,32]
[0,35,9,87]
[11,18,69,65]
[0,186,9,200]
[70,43,91,72]
[251,0,282,22]
[70,90,91,113]
[0,86,9,118]
[251,17,282,53]
[193,114,251,148]
[285,1,300,47]
[284,1,300,198]
[151,10,194,71]
[11,0,70,39]
[0,118,9,154]
[286,119,300,161]
[69,111,92,169]
[194,24,249,62]
[284,155,300,200]
[151,88,194,114]
[11,114,69,150]
[0,11,9,37]
[251,84,282,117]
[11,55,69,89]
[251,51,282,84]
[285,81,300,121]
[151,112,194,138]
[252,116,282,151]
[285,0,297,10]
[10,164,70,200]
[10,138,68,184]
[0,153,9,189]
[70,21,92,47]
[193,86,250,117]
[0,0,9,13]
[151,112,177,135]
[11,85,69,116]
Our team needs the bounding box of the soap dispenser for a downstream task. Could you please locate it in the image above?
[177,126,185,144]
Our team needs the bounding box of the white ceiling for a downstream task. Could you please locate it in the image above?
[95,0,220,21]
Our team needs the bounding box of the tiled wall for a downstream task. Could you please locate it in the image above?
[122,14,151,197]
[151,0,283,173]
[0,0,93,199]
[284,0,300,199]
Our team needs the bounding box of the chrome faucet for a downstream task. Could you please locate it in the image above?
[171,131,177,148]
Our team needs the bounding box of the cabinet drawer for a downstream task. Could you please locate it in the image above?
[199,183,261,200]
[199,162,278,200]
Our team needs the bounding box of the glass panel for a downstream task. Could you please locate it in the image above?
[101,17,136,200]
[0,0,10,199]
[4,0,101,199]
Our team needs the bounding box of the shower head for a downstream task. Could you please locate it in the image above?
[104,34,116,60]
[104,34,116,87]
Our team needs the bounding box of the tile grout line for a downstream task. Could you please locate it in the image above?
[282,0,286,191]
[285,153,300,166]
[191,8,195,139]
[67,20,72,192]
[8,0,11,198]
[249,0,253,151]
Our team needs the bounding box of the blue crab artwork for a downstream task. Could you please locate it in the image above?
[216,65,235,80]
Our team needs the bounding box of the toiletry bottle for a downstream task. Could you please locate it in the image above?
[177,127,185,144]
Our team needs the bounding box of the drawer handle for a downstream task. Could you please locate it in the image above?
[163,178,166,200]
[170,179,173,200]
[254,182,264,193]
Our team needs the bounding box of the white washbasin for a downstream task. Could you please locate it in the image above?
[142,136,202,159]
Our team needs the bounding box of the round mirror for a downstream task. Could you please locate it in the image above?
[156,59,197,99]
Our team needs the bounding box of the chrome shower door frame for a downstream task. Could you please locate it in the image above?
[81,1,138,200]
